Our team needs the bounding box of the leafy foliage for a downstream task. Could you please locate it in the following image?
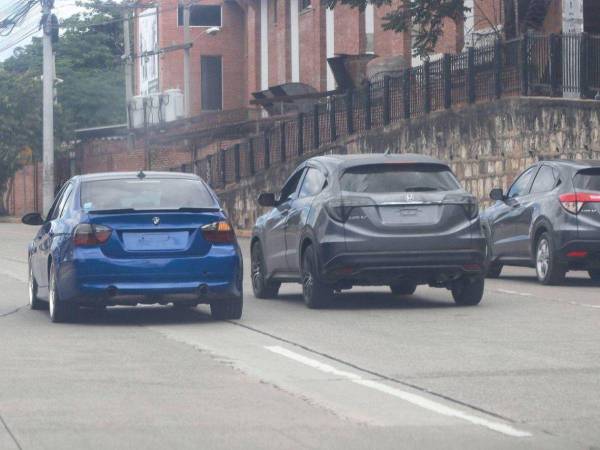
[0,69,44,210]
[326,0,470,58]
[0,0,125,210]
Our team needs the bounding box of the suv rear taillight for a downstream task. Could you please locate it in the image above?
[559,192,600,214]
[73,224,112,246]
[325,196,376,222]
[463,201,479,220]
[202,221,235,244]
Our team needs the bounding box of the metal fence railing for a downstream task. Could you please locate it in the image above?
[172,32,600,190]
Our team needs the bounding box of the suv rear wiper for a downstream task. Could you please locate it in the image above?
[404,187,439,192]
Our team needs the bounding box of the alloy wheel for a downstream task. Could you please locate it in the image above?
[251,248,263,292]
[28,267,35,307]
[302,266,313,302]
[536,238,550,280]
[48,272,56,319]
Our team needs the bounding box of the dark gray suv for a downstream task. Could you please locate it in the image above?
[481,160,600,284]
[251,154,486,308]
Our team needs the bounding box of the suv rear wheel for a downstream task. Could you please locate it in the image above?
[301,245,332,309]
[535,233,565,285]
[390,283,417,295]
[484,230,502,278]
[451,276,484,306]
[251,242,280,299]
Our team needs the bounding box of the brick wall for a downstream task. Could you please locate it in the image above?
[334,5,365,55]
[299,2,326,90]
[138,0,247,114]
[373,2,411,60]
[4,163,42,217]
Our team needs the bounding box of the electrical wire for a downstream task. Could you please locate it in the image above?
[61,2,191,31]
[0,25,39,54]
[0,0,39,37]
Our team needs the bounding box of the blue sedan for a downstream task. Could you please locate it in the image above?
[22,171,243,322]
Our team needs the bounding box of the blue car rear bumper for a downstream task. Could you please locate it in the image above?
[57,244,242,304]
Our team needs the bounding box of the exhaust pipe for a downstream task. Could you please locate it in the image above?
[107,286,118,297]
[198,284,208,297]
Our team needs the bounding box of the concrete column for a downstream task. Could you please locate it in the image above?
[326,7,335,90]
[365,3,374,54]
[563,0,584,33]
[290,0,300,82]
[260,0,269,90]
[464,0,475,47]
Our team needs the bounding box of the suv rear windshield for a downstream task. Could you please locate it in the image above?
[80,178,218,211]
[574,168,600,192]
[340,164,461,193]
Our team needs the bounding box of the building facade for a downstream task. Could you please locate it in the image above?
[133,0,599,117]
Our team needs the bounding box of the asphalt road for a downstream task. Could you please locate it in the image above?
[1,222,599,449]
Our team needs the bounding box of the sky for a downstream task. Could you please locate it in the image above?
[0,1,87,61]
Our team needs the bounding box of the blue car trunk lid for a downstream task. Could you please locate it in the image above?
[87,210,224,258]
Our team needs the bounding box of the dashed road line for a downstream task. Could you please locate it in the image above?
[494,287,600,309]
[0,413,22,450]
[266,345,532,438]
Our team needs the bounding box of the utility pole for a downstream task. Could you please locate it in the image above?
[42,0,55,215]
[123,5,134,151]
[183,0,191,118]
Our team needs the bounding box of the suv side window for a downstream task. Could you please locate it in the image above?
[530,166,556,194]
[507,166,536,198]
[279,169,305,204]
[298,168,326,198]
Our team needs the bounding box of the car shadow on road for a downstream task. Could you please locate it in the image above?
[271,291,457,310]
[71,305,215,326]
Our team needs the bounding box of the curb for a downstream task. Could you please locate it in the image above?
[236,229,252,238]
[0,216,21,224]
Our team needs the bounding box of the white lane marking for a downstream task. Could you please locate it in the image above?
[573,302,600,309]
[266,345,531,438]
[496,288,600,309]
[496,289,532,297]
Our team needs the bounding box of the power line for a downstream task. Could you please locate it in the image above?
[0,0,39,37]
[60,2,187,31]
[0,25,39,54]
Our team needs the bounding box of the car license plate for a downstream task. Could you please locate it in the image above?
[379,206,437,225]
[122,232,189,251]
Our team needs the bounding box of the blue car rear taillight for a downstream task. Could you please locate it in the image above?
[73,224,112,246]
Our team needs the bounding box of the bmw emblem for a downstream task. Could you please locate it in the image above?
[152,217,160,225]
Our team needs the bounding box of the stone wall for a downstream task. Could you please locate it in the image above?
[218,97,600,230]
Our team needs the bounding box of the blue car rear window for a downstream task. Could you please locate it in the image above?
[80,178,218,211]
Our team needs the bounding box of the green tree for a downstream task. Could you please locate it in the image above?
[3,0,126,137]
[327,0,469,57]
[0,0,125,212]
[0,69,43,213]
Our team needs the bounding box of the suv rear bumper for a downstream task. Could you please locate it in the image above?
[322,247,485,285]
[560,240,600,269]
